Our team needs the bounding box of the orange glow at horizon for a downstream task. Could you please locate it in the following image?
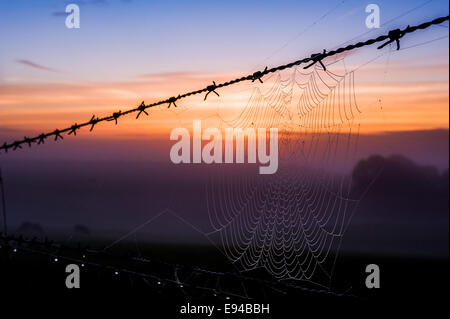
[0,63,448,140]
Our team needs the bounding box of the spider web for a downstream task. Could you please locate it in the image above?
[205,63,362,286]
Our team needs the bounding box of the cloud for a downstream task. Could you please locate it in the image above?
[136,71,242,82]
[16,59,63,73]
[337,5,364,21]
[136,72,194,80]
[51,0,109,15]
[75,0,108,6]
[51,11,67,17]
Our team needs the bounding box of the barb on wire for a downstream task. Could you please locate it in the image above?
[378,27,408,50]
[24,137,33,147]
[109,111,122,125]
[89,115,99,131]
[13,142,21,150]
[53,130,63,141]
[167,96,179,108]
[136,101,148,119]
[204,81,219,100]
[37,134,46,145]
[304,49,327,70]
[251,66,268,83]
[0,15,448,154]
[68,124,80,136]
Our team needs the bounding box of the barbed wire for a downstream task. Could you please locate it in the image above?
[0,234,361,299]
[0,15,448,153]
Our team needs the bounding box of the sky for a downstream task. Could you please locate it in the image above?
[0,0,448,135]
[0,1,448,256]
[0,0,448,166]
